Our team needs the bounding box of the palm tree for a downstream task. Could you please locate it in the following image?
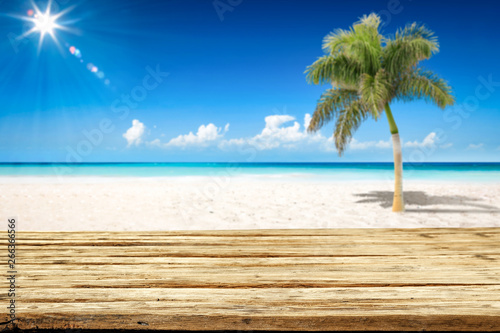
[305,13,455,212]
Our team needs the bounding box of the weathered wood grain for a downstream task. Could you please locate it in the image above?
[2,228,500,331]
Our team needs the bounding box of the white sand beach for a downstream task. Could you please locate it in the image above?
[1,177,499,231]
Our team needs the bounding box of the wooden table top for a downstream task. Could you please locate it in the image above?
[3,228,500,331]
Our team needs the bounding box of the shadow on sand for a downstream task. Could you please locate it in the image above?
[354,191,500,213]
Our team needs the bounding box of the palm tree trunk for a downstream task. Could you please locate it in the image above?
[384,104,405,212]
[390,133,405,212]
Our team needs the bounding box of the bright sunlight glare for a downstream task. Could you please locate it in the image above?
[14,0,74,53]
[34,13,56,35]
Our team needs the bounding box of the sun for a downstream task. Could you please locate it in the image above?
[28,1,64,46]
[34,12,57,36]
[16,0,74,52]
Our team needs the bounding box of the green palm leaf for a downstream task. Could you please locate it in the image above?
[307,89,359,133]
[322,14,383,76]
[396,68,455,108]
[333,99,371,155]
[305,54,362,86]
[382,23,439,76]
[359,69,392,118]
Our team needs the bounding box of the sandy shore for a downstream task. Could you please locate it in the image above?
[1,177,499,231]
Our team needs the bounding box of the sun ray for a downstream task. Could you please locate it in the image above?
[8,1,108,84]
[9,0,76,54]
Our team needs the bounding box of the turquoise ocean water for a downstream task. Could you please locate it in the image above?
[1,163,499,182]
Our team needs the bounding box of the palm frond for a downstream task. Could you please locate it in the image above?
[322,28,356,55]
[359,69,392,118]
[395,22,438,43]
[305,54,363,86]
[307,89,359,133]
[348,39,382,75]
[357,13,382,30]
[396,68,455,108]
[322,13,383,75]
[333,99,371,155]
[383,22,439,75]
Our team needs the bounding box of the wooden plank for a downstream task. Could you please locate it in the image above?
[2,228,500,331]
[16,227,500,236]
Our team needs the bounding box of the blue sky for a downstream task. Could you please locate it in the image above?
[0,0,499,162]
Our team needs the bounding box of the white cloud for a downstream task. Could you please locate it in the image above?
[264,115,296,130]
[403,132,455,150]
[404,132,437,148]
[123,119,145,147]
[218,138,247,150]
[148,138,161,147]
[250,117,303,150]
[303,113,312,130]
[153,123,229,148]
[349,138,391,150]
[467,143,484,150]
[121,115,466,158]
[219,113,396,153]
[142,113,412,154]
[219,113,325,151]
